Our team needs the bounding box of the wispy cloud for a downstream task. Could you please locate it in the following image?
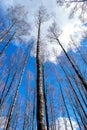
[51,117,79,130]
[0,116,7,129]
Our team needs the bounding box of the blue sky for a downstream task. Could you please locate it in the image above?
[0,0,87,130]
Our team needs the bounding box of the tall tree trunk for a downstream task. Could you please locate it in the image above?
[59,83,74,130]
[43,65,49,130]
[65,88,82,130]
[54,67,74,130]
[0,70,17,106]
[0,68,11,104]
[0,32,16,56]
[58,64,87,129]
[5,48,30,130]
[59,64,87,118]
[36,22,45,130]
[0,21,16,42]
[32,87,36,130]
[57,38,87,91]
[67,87,87,129]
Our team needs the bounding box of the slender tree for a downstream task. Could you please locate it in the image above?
[35,6,49,130]
[65,87,83,130]
[48,22,87,91]
[57,0,87,21]
[0,5,31,56]
[5,45,30,130]
[55,74,74,130]
[59,63,87,117]
[43,65,49,130]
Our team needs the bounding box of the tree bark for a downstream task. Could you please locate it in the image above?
[43,65,49,130]
[36,22,45,130]
[0,32,16,56]
[6,47,30,130]
[57,38,87,91]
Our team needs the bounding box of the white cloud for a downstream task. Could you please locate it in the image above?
[1,0,87,63]
[50,117,79,130]
[0,116,7,129]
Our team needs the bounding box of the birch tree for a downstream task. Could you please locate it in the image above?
[35,6,49,130]
[48,22,87,91]
[0,5,31,56]
[56,0,87,21]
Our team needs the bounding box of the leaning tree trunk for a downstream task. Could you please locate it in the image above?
[65,88,82,130]
[0,68,11,105]
[57,38,87,91]
[5,47,30,130]
[36,22,45,130]
[0,70,17,106]
[0,31,16,56]
[60,64,87,118]
[54,67,74,130]
[59,83,74,130]
[0,21,16,42]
